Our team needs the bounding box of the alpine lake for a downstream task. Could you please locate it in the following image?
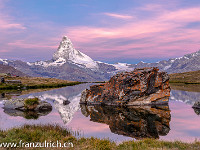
[0,83,200,143]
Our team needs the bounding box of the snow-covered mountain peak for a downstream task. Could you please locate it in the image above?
[59,36,73,51]
[0,58,9,65]
[52,36,98,70]
[53,36,75,60]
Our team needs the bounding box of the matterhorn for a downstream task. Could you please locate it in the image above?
[52,36,98,70]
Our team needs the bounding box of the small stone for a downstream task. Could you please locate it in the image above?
[63,100,70,105]
[35,101,52,111]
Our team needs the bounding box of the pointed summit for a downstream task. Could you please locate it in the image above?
[53,36,98,70]
[53,36,75,60]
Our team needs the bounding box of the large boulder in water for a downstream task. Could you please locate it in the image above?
[80,67,170,105]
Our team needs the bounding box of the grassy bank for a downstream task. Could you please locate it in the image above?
[0,125,200,150]
[169,70,200,84]
[0,76,81,90]
[170,83,200,92]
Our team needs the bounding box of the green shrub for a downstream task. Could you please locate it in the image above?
[24,97,39,106]
[24,97,39,110]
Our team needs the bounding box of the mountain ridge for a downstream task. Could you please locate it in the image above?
[0,36,199,81]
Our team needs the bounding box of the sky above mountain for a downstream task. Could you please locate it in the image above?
[0,0,200,64]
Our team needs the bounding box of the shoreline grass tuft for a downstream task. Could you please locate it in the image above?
[0,125,200,149]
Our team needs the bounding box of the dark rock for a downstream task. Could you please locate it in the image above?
[193,108,200,115]
[80,67,170,105]
[4,99,25,110]
[192,101,200,109]
[35,101,52,111]
[80,104,171,139]
[1,77,5,83]
[63,100,70,105]
[192,101,200,115]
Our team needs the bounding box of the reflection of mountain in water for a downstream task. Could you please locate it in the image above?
[38,93,81,124]
[81,104,171,139]
[170,90,200,105]
[19,84,93,124]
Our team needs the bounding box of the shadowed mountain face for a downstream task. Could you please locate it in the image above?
[0,64,27,77]
[81,104,171,139]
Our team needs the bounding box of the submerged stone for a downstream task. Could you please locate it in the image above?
[80,67,171,105]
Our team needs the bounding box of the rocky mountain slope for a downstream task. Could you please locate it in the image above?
[0,64,27,77]
[0,36,199,81]
[132,50,200,74]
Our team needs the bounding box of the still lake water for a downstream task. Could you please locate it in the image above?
[0,83,200,143]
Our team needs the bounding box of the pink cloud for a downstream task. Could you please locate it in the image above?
[139,4,164,11]
[7,40,57,49]
[60,6,200,60]
[0,21,26,29]
[1,1,200,62]
[104,13,133,19]
[0,1,26,30]
[161,7,200,23]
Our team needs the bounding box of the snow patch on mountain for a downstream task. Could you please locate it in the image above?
[0,59,9,65]
[112,63,134,72]
[31,57,66,67]
[163,65,171,70]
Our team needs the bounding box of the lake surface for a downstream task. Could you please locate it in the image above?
[0,83,200,143]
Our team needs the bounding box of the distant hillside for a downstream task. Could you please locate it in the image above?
[169,70,200,84]
[0,64,27,77]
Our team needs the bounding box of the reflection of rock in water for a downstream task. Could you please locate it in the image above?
[192,101,200,115]
[4,109,51,119]
[193,108,200,115]
[81,104,171,139]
